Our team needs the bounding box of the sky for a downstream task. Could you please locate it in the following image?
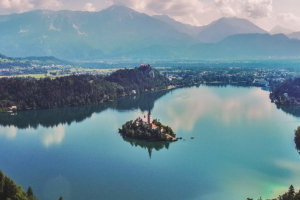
[0,0,300,31]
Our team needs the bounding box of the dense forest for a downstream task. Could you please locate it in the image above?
[0,170,63,200]
[270,78,300,106]
[106,65,169,93]
[0,170,37,200]
[0,66,169,112]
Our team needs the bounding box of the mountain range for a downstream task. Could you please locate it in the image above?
[0,5,300,61]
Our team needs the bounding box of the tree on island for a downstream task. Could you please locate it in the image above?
[119,117,176,142]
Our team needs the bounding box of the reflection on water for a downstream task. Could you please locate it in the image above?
[122,137,171,158]
[0,90,170,148]
[275,104,300,117]
[156,86,273,131]
[1,86,300,200]
[0,125,17,139]
[0,90,170,129]
[42,125,65,147]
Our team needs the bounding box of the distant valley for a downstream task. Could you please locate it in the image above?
[0,5,300,61]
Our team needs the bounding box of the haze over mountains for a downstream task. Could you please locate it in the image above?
[1,5,300,61]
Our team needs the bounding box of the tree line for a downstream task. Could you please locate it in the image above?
[0,66,169,112]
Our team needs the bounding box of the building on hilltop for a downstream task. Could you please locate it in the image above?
[140,64,151,68]
[139,64,155,78]
[147,109,152,125]
[136,109,153,127]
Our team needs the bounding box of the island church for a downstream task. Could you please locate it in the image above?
[136,110,158,130]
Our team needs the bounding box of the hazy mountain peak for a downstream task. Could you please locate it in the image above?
[152,14,203,37]
[210,17,265,30]
[103,5,138,14]
[0,7,299,61]
[213,17,244,23]
[99,4,146,21]
[153,14,199,28]
[197,17,266,42]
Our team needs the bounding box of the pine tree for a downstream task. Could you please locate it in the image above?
[27,186,33,197]
[289,185,295,198]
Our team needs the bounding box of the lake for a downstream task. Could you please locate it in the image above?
[0,86,300,200]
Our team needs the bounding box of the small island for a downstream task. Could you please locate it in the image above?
[119,110,177,142]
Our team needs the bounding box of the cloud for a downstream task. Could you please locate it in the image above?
[243,0,273,18]
[0,0,34,13]
[0,125,17,139]
[110,0,208,25]
[108,0,273,26]
[42,124,65,147]
[38,0,62,9]
[215,0,238,16]
[277,12,300,25]
[0,0,62,14]
[215,0,273,18]
[84,2,96,12]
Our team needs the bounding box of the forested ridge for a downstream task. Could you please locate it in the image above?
[106,66,169,93]
[0,170,37,200]
[0,66,169,112]
[0,170,64,200]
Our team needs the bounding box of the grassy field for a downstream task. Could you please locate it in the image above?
[0,67,121,79]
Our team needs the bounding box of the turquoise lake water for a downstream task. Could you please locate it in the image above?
[0,86,300,200]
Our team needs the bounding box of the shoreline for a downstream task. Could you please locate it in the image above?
[0,82,274,114]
